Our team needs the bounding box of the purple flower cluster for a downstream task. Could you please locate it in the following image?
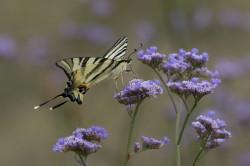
[134,136,170,153]
[72,126,109,142]
[167,77,221,99]
[53,126,108,157]
[53,135,102,155]
[162,48,218,81]
[137,47,166,70]
[114,79,163,106]
[192,112,232,149]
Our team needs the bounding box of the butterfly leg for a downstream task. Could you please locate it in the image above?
[126,64,137,78]
[113,76,119,89]
[121,73,124,85]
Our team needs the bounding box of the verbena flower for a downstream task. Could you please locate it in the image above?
[137,47,166,70]
[167,77,221,99]
[53,126,108,162]
[133,136,170,153]
[114,79,163,106]
[192,112,232,149]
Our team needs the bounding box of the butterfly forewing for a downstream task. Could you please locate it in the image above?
[103,36,128,60]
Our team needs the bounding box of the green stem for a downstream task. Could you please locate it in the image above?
[177,101,197,145]
[180,96,188,111]
[153,69,178,114]
[192,136,210,166]
[192,149,204,166]
[122,103,141,166]
[76,153,87,166]
[176,98,182,166]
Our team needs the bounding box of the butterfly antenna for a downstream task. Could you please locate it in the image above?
[128,43,143,59]
[34,93,63,110]
[49,100,68,110]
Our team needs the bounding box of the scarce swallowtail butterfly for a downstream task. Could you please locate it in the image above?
[34,36,131,110]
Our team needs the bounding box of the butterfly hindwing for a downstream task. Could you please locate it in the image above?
[103,36,128,60]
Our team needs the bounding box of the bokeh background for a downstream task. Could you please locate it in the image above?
[1,0,250,166]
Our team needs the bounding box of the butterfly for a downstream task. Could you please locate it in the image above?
[34,36,131,110]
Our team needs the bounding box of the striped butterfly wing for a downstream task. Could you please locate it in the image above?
[56,36,128,79]
[56,57,103,79]
[103,36,128,60]
[73,58,120,87]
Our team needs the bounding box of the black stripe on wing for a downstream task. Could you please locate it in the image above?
[103,36,128,60]
[55,57,100,79]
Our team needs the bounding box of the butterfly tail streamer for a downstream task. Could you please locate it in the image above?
[49,100,68,110]
[34,93,64,110]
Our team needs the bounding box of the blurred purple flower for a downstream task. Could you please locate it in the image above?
[192,6,212,30]
[134,20,155,42]
[80,23,114,45]
[0,35,17,58]
[242,55,250,73]
[237,151,250,166]
[27,36,50,65]
[59,21,81,39]
[90,0,114,18]
[78,0,114,18]
[169,10,188,34]
[218,10,250,30]
[234,101,250,127]
[214,59,244,79]
[59,21,114,45]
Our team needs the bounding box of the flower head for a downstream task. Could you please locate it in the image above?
[137,47,166,70]
[114,79,163,106]
[192,112,232,149]
[73,126,109,142]
[53,127,108,159]
[167,78,221,99]
[134,142,142,153]
[53,135,102,155]
[133,136,170,153]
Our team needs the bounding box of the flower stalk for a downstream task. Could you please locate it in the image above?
[122,103,141,166]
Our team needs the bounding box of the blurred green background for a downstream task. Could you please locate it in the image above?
[1,0,250,166]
